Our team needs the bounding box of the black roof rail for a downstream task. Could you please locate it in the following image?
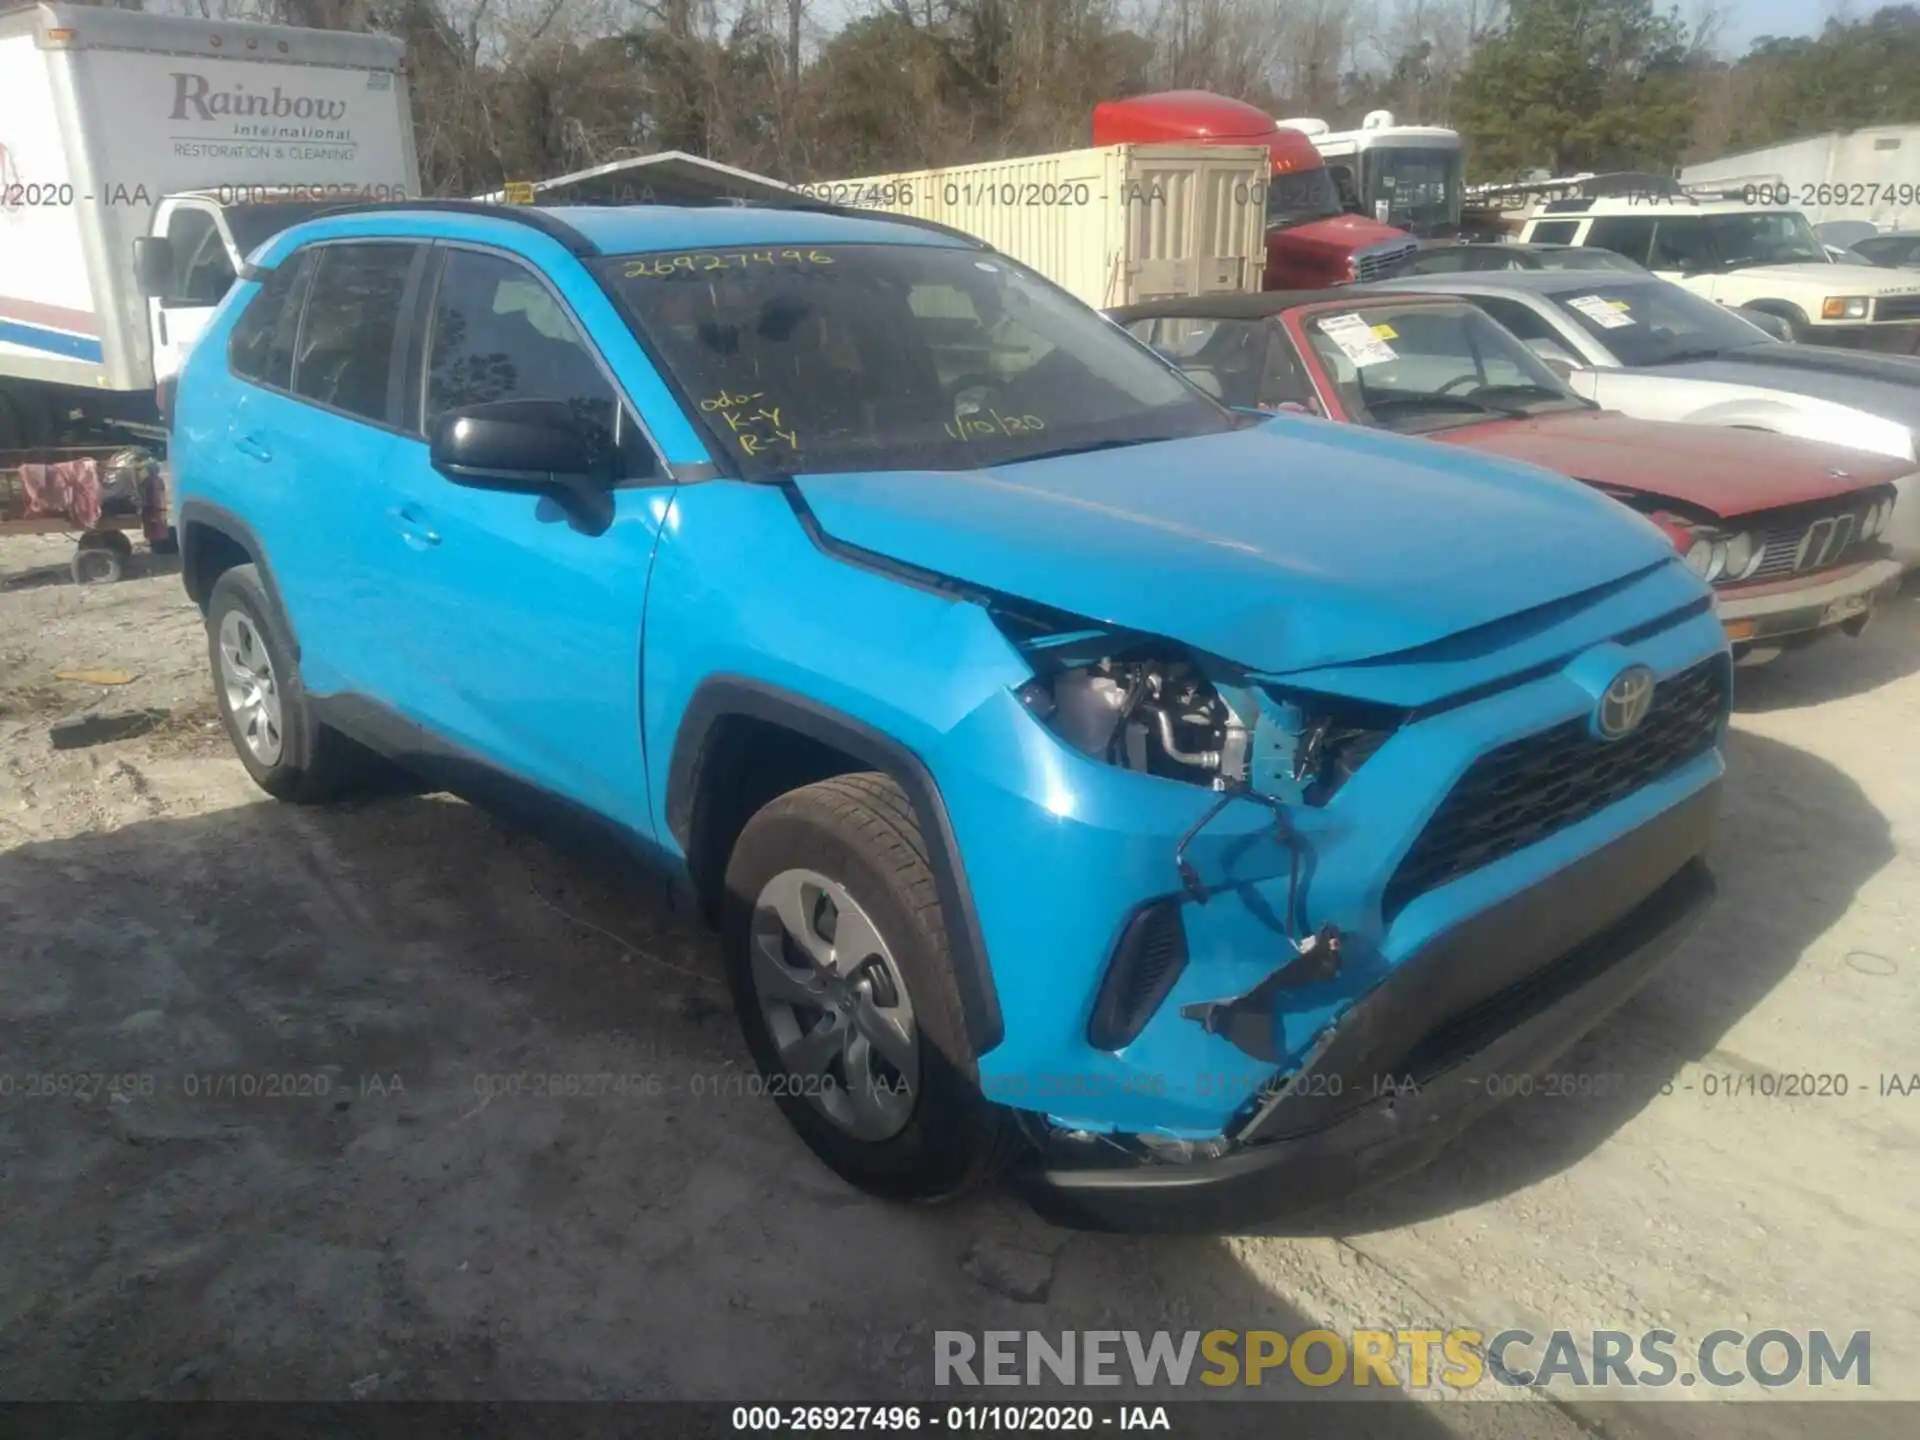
[300,192,988,256]
[305,198,603,254]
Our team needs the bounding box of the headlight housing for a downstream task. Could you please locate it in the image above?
[1679,525,1761,584]
[1821,296,1872,320]
[1722,530,1758,579]
[1684,536,1728,581]
[1866,497,1894,539]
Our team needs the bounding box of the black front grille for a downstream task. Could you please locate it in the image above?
[1382,657,1727,920]
[1875,294,1920,323]
[1746,495,1878,582]
[1354,240,1419,282]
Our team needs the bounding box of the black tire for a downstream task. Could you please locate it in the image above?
[721,772,1019,1201]
[204,564,381,803]
[71,541,125,585]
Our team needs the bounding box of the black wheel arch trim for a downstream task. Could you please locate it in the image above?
[667,675,1005,1055]
[178,499,301,659]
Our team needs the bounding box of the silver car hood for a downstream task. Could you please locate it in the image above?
[1635,346,1920,427]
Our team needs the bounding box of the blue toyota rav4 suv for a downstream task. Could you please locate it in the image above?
[169,199,1729,1230]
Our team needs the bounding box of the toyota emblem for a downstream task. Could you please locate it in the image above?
[1596,665,1656,741]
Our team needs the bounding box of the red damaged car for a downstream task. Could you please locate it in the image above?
[1111,291,1909,663]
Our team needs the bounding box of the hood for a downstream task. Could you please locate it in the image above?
[1273,212,1409,256]
[1711,262,1920,291]
[792,419,1677,675]
[1428,409,1907,519]
[1637,345,1920,427]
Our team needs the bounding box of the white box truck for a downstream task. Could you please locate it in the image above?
[799,144,1270,309]
[0,3,417,453]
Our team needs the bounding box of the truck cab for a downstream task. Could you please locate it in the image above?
[1092,91,1417,288]
[1280,110,1464,239]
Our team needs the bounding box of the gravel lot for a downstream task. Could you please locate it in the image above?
[1,532,1915,1436]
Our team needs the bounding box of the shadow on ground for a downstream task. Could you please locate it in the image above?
[1732,578,1920,713]
[0,786,1469,1429]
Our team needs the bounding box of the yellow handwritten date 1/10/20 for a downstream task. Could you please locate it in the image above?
[624,249,835,278]
[945,411,1045,441]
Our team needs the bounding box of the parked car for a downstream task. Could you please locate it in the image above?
[1517,197,1920,350]
[171,199,1730,1231]
[1373,270,1920,568]
[1112,290,1908,665]
[1386,242,1648,276]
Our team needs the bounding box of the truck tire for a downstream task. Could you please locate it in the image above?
[1742,303,1807,343]
[71,534,127,585]
[204,564,381,803]
[721,772,1019,1201]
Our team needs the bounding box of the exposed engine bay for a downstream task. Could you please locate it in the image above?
[1014,644,1397,808]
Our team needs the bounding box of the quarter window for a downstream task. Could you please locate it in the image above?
[228,251,314,390]
[290,243,416,424]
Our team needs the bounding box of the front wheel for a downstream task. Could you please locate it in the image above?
[721,773,1018,1201]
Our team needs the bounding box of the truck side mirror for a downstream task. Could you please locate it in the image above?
[133,236,177,300]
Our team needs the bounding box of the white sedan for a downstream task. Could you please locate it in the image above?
[1371,269,1920,568]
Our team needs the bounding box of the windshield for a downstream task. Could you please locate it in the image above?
[1651,212,1826,271]
[1300,300,1590,433]
[1363,146,1462,236]
[1267,165,1344,229]
[591,243,1233,476]
[1545,281,1776,366]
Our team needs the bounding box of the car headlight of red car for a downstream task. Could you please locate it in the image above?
[1680,527,1761,584]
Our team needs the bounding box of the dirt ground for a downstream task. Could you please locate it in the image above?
[1,531,1915,1435]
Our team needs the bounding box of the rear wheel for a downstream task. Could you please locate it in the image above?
[205,564,383,802]
[721,773,1017,1200]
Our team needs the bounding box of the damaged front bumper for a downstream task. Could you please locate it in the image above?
[1013,782,1719,1233]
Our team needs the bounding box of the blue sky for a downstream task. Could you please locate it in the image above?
[1716,0,1840,52]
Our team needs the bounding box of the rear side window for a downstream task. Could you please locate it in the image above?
[291,243,416,424]
[1527,220,1580,246]
[228,252,313,390]
[1587,217,1656,267]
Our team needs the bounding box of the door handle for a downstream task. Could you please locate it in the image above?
[389,504,441,549]
[232,434,271,462]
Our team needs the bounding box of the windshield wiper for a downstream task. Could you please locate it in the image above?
[1651,347,1725,365]
[1005,436,1181,464]
[1472,382,1589,408]
[1365,393,1525,419]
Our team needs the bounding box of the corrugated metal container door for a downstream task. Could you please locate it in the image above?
[809,144,1267,309]
[1114,146,1266,304]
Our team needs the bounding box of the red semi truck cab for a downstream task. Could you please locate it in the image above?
[1093,91,1418,289]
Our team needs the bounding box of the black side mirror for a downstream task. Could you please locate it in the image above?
[133,236,177,300]
[429,399,615,532]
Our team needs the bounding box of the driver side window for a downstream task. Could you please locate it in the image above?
[423,249,653,478]
[165,207,236,309]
